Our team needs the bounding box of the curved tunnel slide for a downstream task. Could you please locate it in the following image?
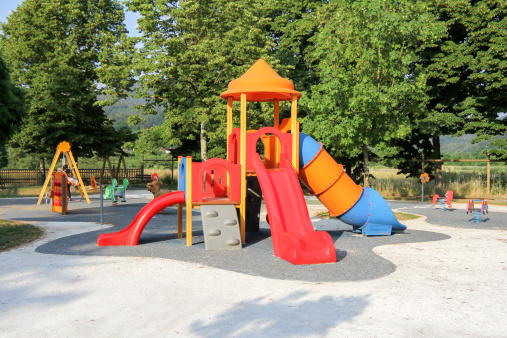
[97,191,185,246]
[298,133,406,236]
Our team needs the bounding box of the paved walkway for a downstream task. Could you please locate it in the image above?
[1,191,506,336]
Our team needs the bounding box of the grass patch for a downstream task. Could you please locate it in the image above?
[0,219,44,252]
[393,212,421,221]
[370,166,507,200]
[0,186,42,198]
[315,211,420,221]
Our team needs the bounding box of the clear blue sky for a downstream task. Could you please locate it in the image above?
[0,0,141,36]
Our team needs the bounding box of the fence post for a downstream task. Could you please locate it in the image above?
[171,156,174,184]
[487,153,491,198]
[141,157,144,180]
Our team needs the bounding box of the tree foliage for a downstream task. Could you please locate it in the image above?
[0,51,25,147]
[422,0,506,141]
[302,0,439,183]
[127,0,283,159]
[0,0,135,158]
[387,0,507,178]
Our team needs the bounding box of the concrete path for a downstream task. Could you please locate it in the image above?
[1,192,506,336]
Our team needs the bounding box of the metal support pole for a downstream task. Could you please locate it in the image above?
[97,182,104,225]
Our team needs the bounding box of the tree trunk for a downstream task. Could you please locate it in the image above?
[345,162,352,177]
[362,144,369,187]
[40,158,46,183]
[432,135,442,195]
[200,122,208,162]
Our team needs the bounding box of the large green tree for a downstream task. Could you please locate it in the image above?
[0,0,134,158]
[127,0,280,160]
[264,0,325,93]
[0,51,26,167]
[390,0,507,187]
[303,0,439,185]
[0,51,25,146]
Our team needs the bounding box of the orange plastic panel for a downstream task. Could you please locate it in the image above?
[299,148,362,216]
[299,148,344,195]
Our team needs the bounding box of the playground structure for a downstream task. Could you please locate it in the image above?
[98,59,406,265]
[37,141,90,207]
[467,199,488,222]
[104,178,129,204]
[433,190,454,210]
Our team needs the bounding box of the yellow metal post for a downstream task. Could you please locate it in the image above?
[274,99,279,128]
[185,156,193,246]
[67,150,90,204]
[227,97,233,161]
[274,99,280,168]
[37,148,62,205]
[177,156,183,238]
[291,94,299,174]
[239,93,247,243]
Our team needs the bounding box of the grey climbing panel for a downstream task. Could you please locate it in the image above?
[200,205,242,250]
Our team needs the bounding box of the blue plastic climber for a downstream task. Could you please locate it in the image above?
[467,199,488,223]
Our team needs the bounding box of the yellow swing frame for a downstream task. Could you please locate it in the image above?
[37,141,90,205]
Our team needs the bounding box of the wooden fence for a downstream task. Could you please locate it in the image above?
[0,168,150,187]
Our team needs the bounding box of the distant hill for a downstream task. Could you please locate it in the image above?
[440,134,506,156]
[101,96,164,132]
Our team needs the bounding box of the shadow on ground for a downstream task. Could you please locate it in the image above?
[189,291,369,336]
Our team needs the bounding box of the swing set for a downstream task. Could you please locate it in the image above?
[37,141,90,205]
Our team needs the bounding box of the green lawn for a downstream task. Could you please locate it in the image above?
[0,219,44,252]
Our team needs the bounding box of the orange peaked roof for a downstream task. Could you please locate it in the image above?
[221,59,301,102]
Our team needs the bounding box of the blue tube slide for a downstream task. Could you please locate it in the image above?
[299,133,406,236]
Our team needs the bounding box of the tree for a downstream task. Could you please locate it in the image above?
[0,51,26,168]
[0,0,134,159]
[302,0,437,186]
[383,0,507,190]
[126,0,278,160]
[0,50,25,147]
[264,0,326,92]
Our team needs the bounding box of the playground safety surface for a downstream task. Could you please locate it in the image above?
[1,190,505,282]
[1,190,506,336]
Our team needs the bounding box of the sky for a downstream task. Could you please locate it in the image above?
[0,0,141,36]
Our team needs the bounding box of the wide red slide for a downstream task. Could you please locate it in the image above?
[252,153,336,265]
[97,191,185,246]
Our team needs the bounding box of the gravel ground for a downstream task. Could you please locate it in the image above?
[1,190,506,336]
[1,190,504,282]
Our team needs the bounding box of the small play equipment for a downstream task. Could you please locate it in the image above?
[467,199,488,222]
[37,141,90,205]
[433,190,453,210]
[90,175,97,192]
[420,172,430,203]
[98,59,406,265]
[104,178,129,204]
[146,180,171,199]
[146,173,172,199]
[50,171,67,215]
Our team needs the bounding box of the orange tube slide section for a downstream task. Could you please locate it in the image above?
[298,146,362,217]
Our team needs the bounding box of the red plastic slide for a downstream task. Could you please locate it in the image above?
[97,191,185,246]
[252,153,336,265]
